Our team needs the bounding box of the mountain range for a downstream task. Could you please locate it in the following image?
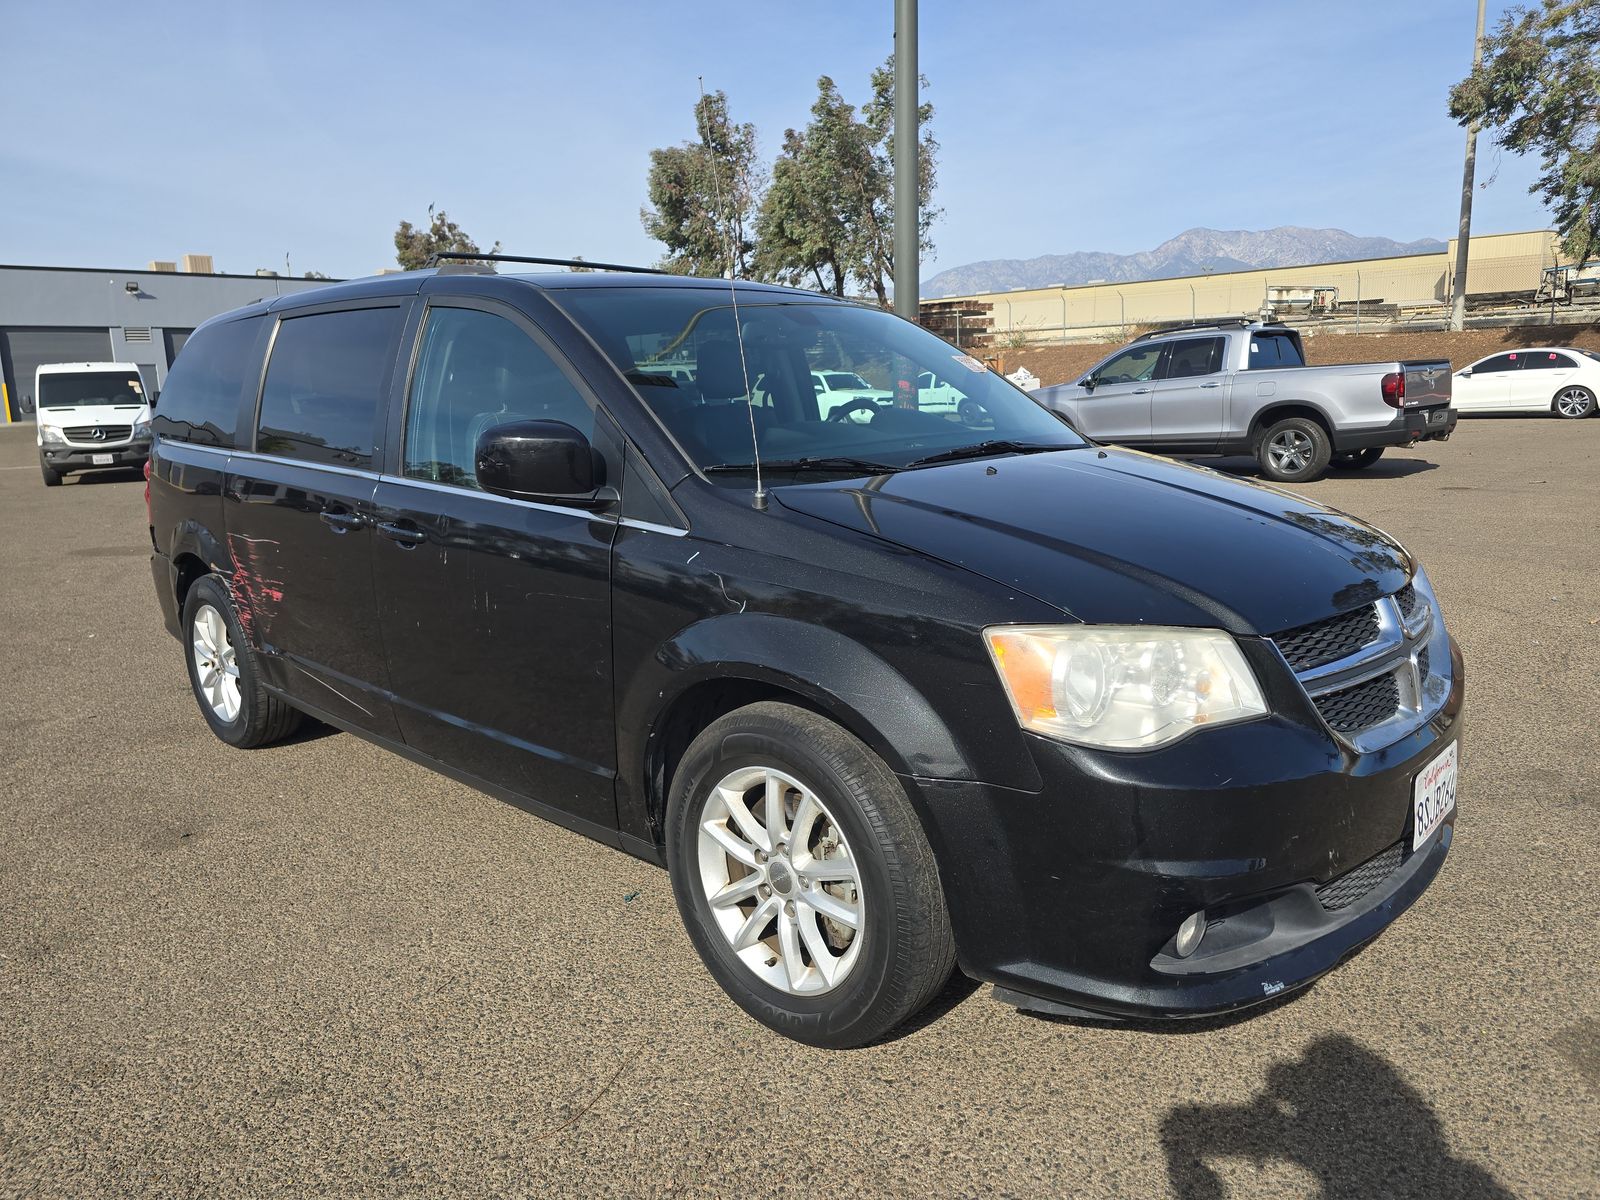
[922,227,1448,297]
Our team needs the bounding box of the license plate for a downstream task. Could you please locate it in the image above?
[1412,741,1458,850]
[91,453,114,465]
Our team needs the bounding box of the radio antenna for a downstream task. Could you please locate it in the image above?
[696,75,766,510]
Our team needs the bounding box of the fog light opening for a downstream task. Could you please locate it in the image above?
[1174,909,1207,958]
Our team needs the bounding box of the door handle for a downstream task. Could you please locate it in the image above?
[1132,387,1151,394]
[376,520,426,546]
[319,509,364,532]
[1199,381,1221,388]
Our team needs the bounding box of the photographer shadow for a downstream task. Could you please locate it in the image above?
[1160,1034,1513,1199]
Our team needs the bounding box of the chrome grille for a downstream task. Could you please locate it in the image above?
[1271,577,1444,751]
[1314,672,1399,732]
[1316,841,1404,911]
[63,424,133,444]
[1275,606,1380,673]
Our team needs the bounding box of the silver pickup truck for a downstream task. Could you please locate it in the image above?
[1036,320,1456,482]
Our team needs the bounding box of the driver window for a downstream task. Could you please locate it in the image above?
[1092,344,1163,386]
[404,305,593,489]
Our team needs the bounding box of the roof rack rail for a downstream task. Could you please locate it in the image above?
[1132,317,1271,341]
[425,252,665,275]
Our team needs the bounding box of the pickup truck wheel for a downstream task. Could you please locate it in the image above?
[1258,417,1332,483]
[1553,385,1595,419]
[1332,448,1384,470]
[666,701,955,1048]
[40,461,63,487]
[182,575,303,748]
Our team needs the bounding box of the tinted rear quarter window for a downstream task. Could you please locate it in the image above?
[256,306,401,468]
[1162,337,1225,379]
[151,316,263,447]
[1522,351,1575,370]
[1248,333,1304,368]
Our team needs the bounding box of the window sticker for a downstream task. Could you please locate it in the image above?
[952,354,988,373]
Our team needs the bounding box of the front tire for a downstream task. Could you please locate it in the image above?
[182,574,302,748]
[1332,447,1384,470]
[666,702,955,1048]
[1257,416,1332,483]
[1553,385,1595,419]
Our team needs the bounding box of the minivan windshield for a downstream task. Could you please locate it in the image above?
[555,287,1085,481]
[39,371,145,409]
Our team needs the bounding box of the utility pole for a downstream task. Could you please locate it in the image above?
[893,0,919,321]
[1449,0,1487,332]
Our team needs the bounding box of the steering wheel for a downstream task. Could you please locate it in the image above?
[827,397,883,423]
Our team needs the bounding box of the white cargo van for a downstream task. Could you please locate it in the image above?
[33,362,154,487]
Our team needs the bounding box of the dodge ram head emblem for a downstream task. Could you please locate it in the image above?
[1418,368,1440,386]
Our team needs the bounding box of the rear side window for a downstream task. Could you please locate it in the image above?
[1522,351,1575,370]
[1161,337,1225,380]
[151,316,262,447]
[403,305,592,489]
[1248,333,1304,368]
[256,307,401,468]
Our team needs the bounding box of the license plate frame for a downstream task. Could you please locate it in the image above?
[91,453,114,465]
[1412,741,1458,851]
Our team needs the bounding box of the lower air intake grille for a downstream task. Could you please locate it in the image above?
[1316,841,1404,911]
[1314,671,1400,733]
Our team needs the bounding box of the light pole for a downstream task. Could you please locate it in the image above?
[1449,0,1487,332]
[893,0,919,321]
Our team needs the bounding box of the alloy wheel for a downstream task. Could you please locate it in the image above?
[1555,387,1593,418]
[191,603,242,723]
[1268,430,1314,472]
[696,765,863,995]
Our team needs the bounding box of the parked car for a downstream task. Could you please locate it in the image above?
[148,267,1462,1048]
[810,369,894,420]
[32,361,153,486]
[1452,347,1598,418]
[1036,320,1457,483]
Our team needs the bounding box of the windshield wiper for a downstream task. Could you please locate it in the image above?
[703,456,900,476]
[903,440,1067,468]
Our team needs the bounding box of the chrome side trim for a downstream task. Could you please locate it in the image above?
[375,473,616,522]
[618,517,689,537]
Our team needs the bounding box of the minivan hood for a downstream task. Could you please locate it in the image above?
[772,447,1411,635]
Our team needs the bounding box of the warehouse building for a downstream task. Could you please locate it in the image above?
[920,230,1567,346]
[0,258,336,422]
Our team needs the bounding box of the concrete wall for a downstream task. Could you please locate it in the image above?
[0,265,337,421]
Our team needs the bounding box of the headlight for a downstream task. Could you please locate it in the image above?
[38,423,66,445]
[133,416,152,437]
[984,625,1267,750]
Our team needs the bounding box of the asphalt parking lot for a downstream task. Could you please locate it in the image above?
[0,419,1595,1199]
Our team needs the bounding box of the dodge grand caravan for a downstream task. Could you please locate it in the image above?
[147,264,1463,1048]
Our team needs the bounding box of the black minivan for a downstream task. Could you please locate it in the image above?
[148,265,1463,1047]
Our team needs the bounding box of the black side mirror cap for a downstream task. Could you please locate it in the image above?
[475,419,607,505]
[20,394,35,414]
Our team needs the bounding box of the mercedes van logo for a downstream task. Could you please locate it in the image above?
[91,426,107,441]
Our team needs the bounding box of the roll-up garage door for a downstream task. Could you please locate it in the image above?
[1,328,114,421]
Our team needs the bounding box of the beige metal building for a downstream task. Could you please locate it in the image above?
[922,230,1563,346]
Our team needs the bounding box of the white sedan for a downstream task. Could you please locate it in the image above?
[1453,346,1599,418]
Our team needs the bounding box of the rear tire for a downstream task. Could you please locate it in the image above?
[666,701,955,1048]
[1553,385,1594,419]
[1257,416,1332,483]
[182,574,303,748]
[1332,447,1384,470]
[40,461,62,487]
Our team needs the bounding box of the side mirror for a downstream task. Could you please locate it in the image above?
[21,394,35,414]
[148,390,160,409]
[1078,376,1095,391]
[1457,369,1471,378]
[475,419,606,505]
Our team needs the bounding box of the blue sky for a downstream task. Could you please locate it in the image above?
[2,0,1549,283]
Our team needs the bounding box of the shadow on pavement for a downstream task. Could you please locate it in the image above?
[64,468,145,486]
[1202,456,1441,480]
[1159,1034,1513,1199]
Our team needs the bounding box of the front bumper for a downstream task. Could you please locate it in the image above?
[1334,406,1456,451]
[908,635,1464,1021]
[40,439,152,470]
